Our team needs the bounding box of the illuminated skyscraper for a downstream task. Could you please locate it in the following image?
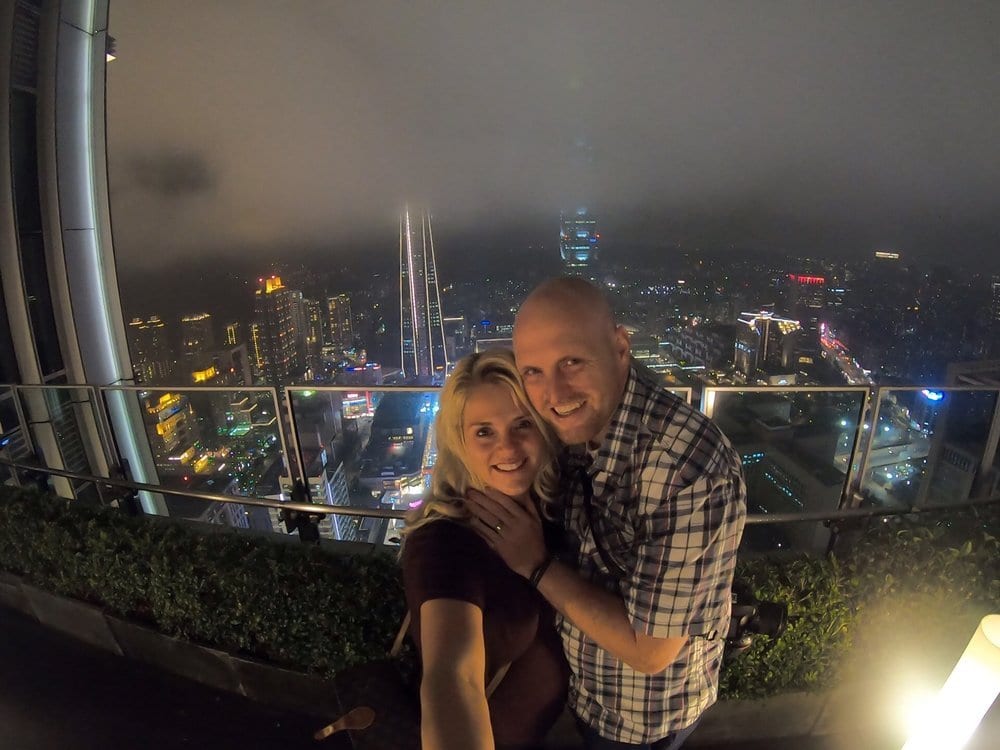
[303,297,325,372]
[180,313,214,357]
[326,294,354,352]
[224,321,241,346]
[786,273,826,366]
[399,209,448,383]
[127,316,173,384]
[734,308,801,380]
[252,276,301,384]
[559,208,599,272]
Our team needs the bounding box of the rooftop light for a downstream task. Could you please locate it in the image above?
[901,615,1000,750]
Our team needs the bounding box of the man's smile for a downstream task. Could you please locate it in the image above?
[552,400,585,417]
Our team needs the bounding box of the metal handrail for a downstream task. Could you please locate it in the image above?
[0,454,407,519]
[745,494,1000,525]
[5,453,998,528]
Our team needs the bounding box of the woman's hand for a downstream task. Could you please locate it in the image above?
[465,488,547,579]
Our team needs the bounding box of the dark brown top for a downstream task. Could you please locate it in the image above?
[402,518,569,748]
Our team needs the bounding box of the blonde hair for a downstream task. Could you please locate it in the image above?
[403,349,559,535]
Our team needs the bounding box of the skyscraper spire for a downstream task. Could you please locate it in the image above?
[399,208,448,383]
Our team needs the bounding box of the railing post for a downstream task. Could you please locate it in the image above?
[973,392,1000,499]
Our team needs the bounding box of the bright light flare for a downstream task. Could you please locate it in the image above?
[901,614,1000,750]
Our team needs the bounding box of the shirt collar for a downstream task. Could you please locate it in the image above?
[587,364,648,481]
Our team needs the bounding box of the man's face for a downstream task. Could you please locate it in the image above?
[514,311,630,446]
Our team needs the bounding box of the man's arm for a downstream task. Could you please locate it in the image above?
[464,489,684,674]
[535,558,686,674]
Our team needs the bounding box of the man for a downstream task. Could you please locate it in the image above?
[467,277,746,749]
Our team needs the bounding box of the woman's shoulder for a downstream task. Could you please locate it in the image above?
[402,517,489,565]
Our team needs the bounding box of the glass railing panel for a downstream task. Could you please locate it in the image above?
[14,385,110,502]
[859,387,1000,510]
[668,387,693,404]
[287,386,439,546]
[0,384,32,487]
[703,387,869,553]
[101,385,291,526]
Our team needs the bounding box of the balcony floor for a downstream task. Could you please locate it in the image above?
[0,605,347,750]
[3,604,992,750]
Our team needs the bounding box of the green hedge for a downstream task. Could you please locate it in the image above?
[1,485,997,696]
[0,486,405,676]
[723,505,1000,698]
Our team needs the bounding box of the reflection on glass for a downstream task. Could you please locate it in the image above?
[860,389,1000,510]
[132,388,286,529]
[708,389,866,553]
[0,387,26,486]
[288,387,439,545]
[14,386,107,502]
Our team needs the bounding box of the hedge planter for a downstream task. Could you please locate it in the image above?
[230,653,342,719]
[106,614,242,695]
[23,583,123,655]
[0,570,30,613]
[1,485,998,745]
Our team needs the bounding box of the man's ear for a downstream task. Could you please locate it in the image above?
[613,324,631,364]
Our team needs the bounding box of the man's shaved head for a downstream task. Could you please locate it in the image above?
[515,277,617,338]
[513,277,631,445]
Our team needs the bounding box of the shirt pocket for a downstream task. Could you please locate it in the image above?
[586,488,636,578]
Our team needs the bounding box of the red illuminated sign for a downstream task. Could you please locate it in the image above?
[788,274,825,285]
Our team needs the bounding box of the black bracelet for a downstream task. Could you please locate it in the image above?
[528,554,553,588]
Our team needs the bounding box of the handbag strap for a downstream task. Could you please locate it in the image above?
[485,661,511,698]
[390,609,511,696]
[389,610,411,657]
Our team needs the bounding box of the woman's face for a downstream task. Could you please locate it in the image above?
[461,382,547,501]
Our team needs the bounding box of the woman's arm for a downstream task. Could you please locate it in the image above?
[419,598,494,750]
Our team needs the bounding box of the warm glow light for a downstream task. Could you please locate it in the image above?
[192,366,216,383]
[901,614,1000,750]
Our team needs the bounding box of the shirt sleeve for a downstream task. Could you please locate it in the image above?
[401,519,490,614]
[622,453,746,640]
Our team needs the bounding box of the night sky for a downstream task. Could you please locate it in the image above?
[107,1,1000,273]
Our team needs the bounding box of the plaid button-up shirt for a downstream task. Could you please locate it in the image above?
[555,364,746,743]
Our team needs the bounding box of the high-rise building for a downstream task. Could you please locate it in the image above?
[442,315,468,362]
[252,275,302,384]
[142,392,198,470]
[559,208,599,273]
[734,308,801,380]
[399,208,448,383]
[180,313,214,358]
[127,316,173,384]
[304,298,325,349]
[786,273,826,367]
[286,289,309,370]
[326,294,354,353]
[224,321,241,346]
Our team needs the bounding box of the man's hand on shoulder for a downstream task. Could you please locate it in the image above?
[464,488,547,578]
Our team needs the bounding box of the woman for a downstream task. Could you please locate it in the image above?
[401,350,569,750]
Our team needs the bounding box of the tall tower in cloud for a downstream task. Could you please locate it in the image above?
[399,208,448,383]
[560,133,600,274]
[560,207,600,273]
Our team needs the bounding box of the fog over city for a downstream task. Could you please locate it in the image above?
[107,1,1000,272]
